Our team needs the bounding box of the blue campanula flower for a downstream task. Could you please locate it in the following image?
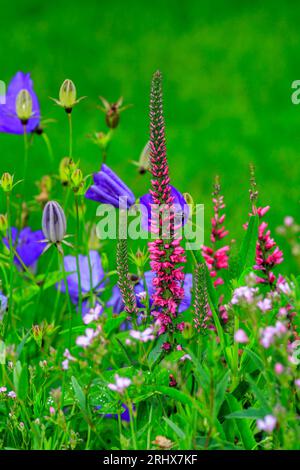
[139,185,189,231]
[3,227,46,270]
[0,292,8,320]
[58,250,105,314]
[85,164,135,209]
[0,72,40,134]
[107,271,192,316]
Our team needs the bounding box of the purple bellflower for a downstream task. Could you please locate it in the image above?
[58,250,105,315]
[0,72,40,134]
[0,292,8,319]
[96,403,134,423]
[107,271,192,315]
[3,227,46,270]
[85,164,135,209]
[140,186,189,231]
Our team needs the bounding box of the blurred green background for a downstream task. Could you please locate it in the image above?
[0,0,300,272]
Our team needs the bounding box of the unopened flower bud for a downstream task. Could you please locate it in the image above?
[59,157,71,185]
[16,89,33,124]
[0,214,8,232]
[59,79,77,112]
[0,172,13,192]
[99,96,130,130]
[42,201,66,243]
[41,175,52,193]
[183,192,194,207]
[71,169,83,188]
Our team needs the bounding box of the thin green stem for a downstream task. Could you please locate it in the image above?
[68,113,73,157]
[5,193,14,334]
[74,195,82,315]
[23,125,28,192]
[58,249,73,348]
[41,132,54,162]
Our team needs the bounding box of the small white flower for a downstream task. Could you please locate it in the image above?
[234,329,249,344]
[130,326,155,343]
[108,374,131,394]
[257,298,272,312]
[76,327,100,348]
[231,286,258,305]
[180,354,192,362]
[83,304,103,325]
[257,415,277,433]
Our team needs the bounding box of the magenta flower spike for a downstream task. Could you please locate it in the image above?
[147,71,186,347]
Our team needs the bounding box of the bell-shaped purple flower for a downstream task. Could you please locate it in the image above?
[0,291,8,319]
[58,251,105,314]
[85,164,135,209]
[140,185,189,231]
[107,271,192,316]
[42,201,66,243]
[3,227,46,269]
[0,72,40,134]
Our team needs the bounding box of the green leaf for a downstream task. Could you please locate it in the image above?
[163,417,186,439]
[13,361,28,401]
[237,215,259,277]
[214,371,230,417]
[225,407,267,420]
[148,334,167,368]
[155,386,192,406]
[226,395,256,450]
[13,285,40,304]
[71,376,87,414]
[186,348,210,390]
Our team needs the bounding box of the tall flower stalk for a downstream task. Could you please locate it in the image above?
[147,71,186,349]
[193,263,211,331]
[202,177,229,288]
[116,237,138,318]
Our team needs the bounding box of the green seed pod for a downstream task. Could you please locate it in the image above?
[16,89,32,124]
[59,79,77,112]
[71,169,83,188]
[0,172,13,193]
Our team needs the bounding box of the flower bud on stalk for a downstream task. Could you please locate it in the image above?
[59,79,77,113]
[99,96,131,129]
[42,201,66,243]
[16,89,33,125]
[0,173,13,193]
[51,79,86,113]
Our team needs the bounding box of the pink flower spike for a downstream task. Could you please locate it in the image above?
[49,406,55,415]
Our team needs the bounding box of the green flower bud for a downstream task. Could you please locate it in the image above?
[59,157,71,185]
[16,89,33,124]
[41,175,52,193]
[71,169,83,188]
[59,79,77,112]
[0,214,8,233]
[183,192,194,207]
[0,172,13,192]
